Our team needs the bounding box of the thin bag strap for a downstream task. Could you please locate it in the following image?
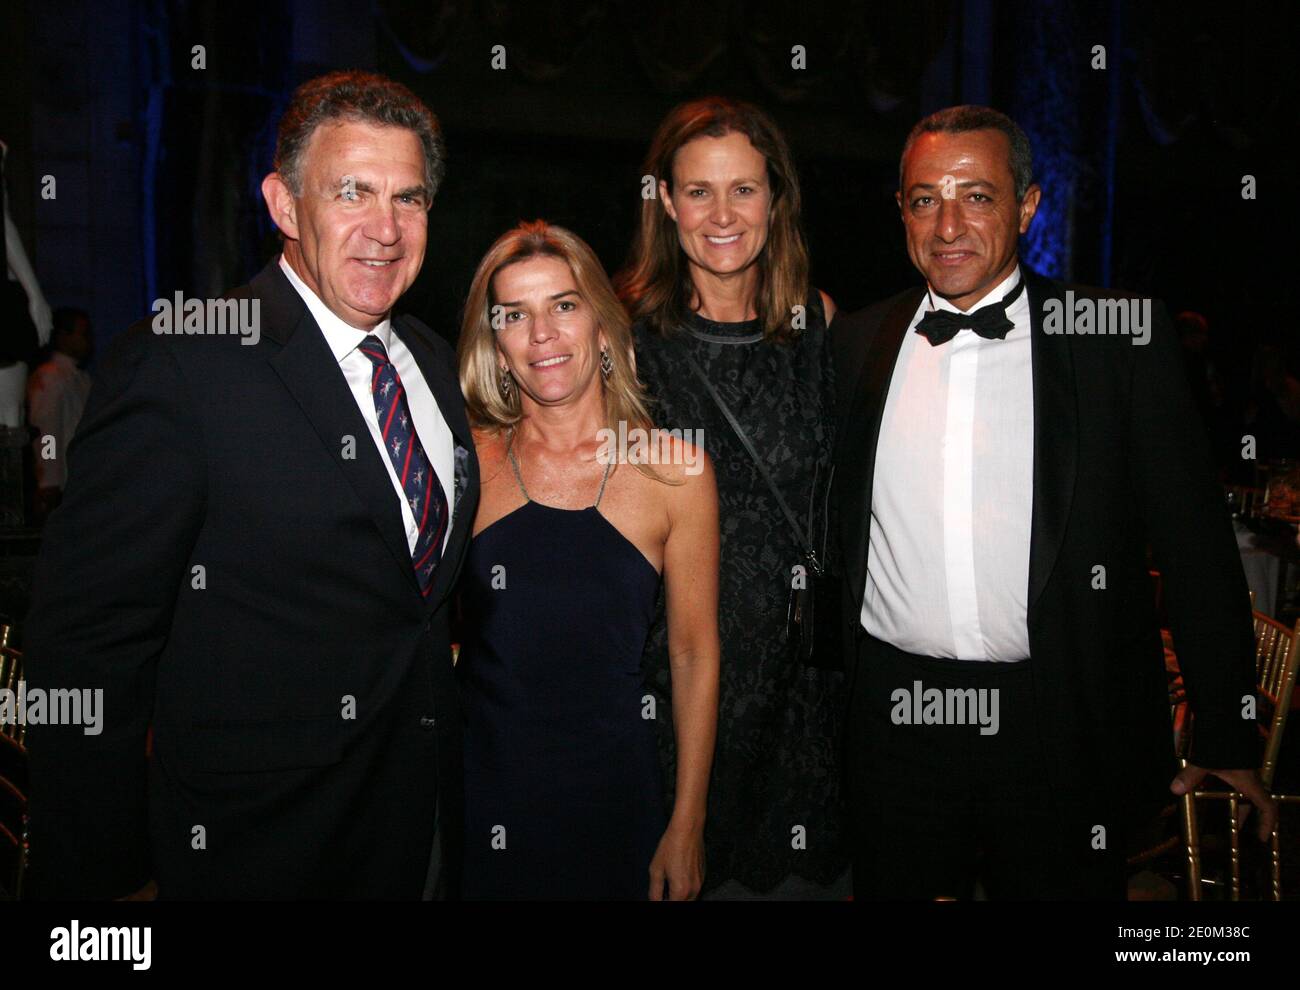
[677,342,821,571]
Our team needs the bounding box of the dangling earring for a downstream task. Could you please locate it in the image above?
[600,348,614,381]
[498,365,513,398]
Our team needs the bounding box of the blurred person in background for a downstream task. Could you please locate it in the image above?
[27,306,93,521]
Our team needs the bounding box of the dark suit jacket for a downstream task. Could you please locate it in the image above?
[830,265,1259,833]
[24,259,479,899]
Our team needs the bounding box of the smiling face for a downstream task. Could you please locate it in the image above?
[262,120,430,330]
[661,131,772,285]
[492,255,606,408]
[897,128,1040,311]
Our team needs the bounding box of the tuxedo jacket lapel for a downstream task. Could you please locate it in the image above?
[255,264,421,600]
[1024,267,1078,613]
[837,288,924,612]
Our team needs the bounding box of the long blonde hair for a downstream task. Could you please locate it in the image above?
[459,220,664,473]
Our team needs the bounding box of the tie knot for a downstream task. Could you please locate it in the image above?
[357,335,390,366]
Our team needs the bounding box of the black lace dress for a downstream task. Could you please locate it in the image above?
[633,294,848,895]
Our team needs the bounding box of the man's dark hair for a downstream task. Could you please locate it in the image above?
[273,70,446,201]
[52,306,89,337]
[899,105,1034,201]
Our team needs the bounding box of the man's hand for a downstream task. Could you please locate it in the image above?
[1171,765,1278,841]
[116,880,158,901]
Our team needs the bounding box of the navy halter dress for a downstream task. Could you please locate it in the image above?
[457,446,667,899]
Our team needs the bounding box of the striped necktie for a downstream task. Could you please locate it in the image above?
[357,334,448,597]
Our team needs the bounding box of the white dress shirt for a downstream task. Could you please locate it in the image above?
[862,266,1034,661]
[27,351,92,489]
[279,256,455,554]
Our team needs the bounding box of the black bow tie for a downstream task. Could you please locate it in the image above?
[914,278,1026,346]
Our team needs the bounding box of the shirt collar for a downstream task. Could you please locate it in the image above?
[278,254,393,364]
[927,264,1023,316]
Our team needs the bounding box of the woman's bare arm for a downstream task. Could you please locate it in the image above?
[648,443,720,900]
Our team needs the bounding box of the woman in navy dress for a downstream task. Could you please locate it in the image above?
[455,220,720,900]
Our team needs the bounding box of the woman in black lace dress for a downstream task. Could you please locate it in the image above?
[616,97,848,898]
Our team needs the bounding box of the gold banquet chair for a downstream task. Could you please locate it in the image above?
[1183,612,1300,900]
[1124,630,1189,893]
[0,645,29,899]
[1123,573,1184,890]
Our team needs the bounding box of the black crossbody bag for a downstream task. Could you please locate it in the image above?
[677,345,844,671]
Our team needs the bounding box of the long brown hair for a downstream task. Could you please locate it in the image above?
[459,221,663,476]
[614,96,811,342]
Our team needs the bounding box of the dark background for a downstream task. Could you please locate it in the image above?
[1,0,1295,467]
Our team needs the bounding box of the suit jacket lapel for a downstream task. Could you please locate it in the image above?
[1024,266,1078,612]
[836,288,924,611]
[256,261,422,599]
[391,316,479,611]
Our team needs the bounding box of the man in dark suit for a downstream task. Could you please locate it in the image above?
[24,70,478,899]
[831,105,1275,899]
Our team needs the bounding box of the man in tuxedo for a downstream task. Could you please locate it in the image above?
[831,105,1275,899]
[24,70,478,899]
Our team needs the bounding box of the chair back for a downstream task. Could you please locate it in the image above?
[0,646,27,899]
[1,646,22,747]
[1252,612,1300,789]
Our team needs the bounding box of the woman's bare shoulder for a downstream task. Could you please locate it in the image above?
[472,427,512,486]
[636,434,716,517]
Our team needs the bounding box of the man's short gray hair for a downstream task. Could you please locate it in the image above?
[273,70,445,200]
[899,105,1034,201]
